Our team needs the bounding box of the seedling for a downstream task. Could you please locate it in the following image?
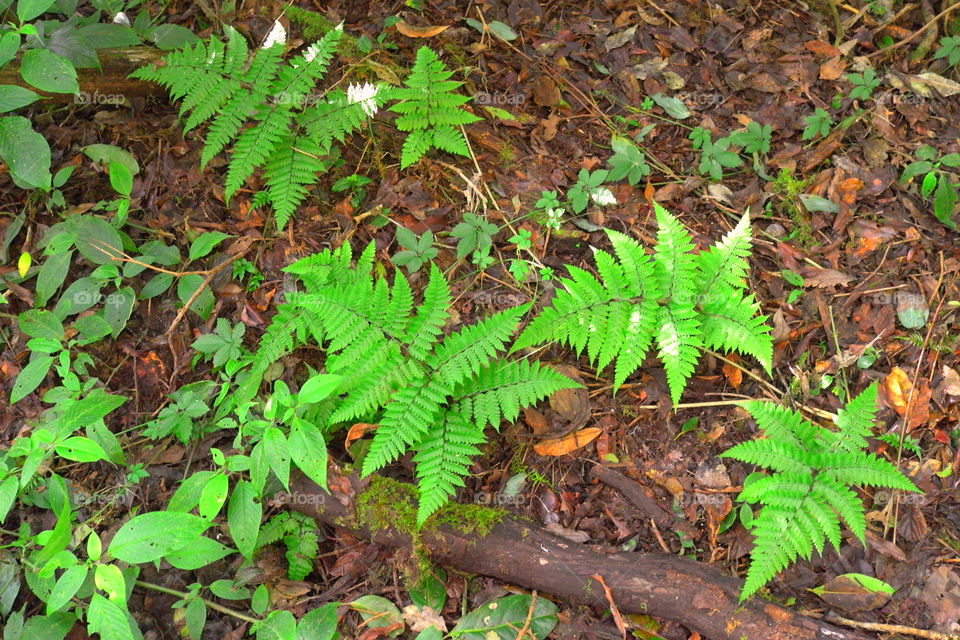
[900,145,960,229]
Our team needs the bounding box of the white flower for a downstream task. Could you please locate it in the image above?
[113,11,130,26]
[262,20,286,49]
[546,207,564,230]
[590,187,617,206]
[347,82,380,117]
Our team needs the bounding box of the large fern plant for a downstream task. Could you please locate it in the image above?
[513,202,773,404]
[235,242,579,524]
[131,24,380,229]
[722,383,919,600]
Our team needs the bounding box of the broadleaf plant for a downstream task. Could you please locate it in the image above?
[512,203,773,404]
[722,383,919,600]
[899,144,960,229]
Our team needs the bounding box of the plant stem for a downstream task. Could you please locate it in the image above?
[134,580,261,624]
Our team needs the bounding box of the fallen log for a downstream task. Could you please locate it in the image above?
[0,47,167,103]
[288,464,872,640]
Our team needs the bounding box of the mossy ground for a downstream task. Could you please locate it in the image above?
[355,475,506,538]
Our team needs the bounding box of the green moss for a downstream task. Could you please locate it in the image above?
[497,143,515,166]
[352,476,506,584]
[355,475,419,535]
[771,168,815,247]
[354,475,506,538]
[286,6,365,61]
[286,6,338,41]
[354,475,506,540]
[430,501,506,536]
[441,41,468,69]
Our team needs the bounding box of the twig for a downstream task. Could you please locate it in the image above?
[165,252,247,339]
[134,580,260,624]
[867,1,960,57]
[826,613,960,640]
[590,575,627,640]
[513,590,541,640]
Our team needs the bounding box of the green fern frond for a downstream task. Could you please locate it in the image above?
[200,91,259,167]
[721,439,815,474]
[457,359,581,430]
[260,135,334,230]
[284,530,318,580]
[405,264,451,360]
[695,211,753,292]
[737,400,818,449]
[428,306,528,389]
[651,203,697,300]
[242,239,579,522]
[235,243,361,406]
[412,411,485,525]
[400,129,433,170]
[656,301,702,405]
[388,46,481,167]
[270,28,341,98]
[513,202,771,403]
[256,513,290,547]
[431,125,471,156]
[724,385,920,601]
[299,90,373,151]
[224,105,291,201]
[824,453,919,491]
[235,304,299,408]
[826,382,878,453]
[362,377,451,475]
[132,25,378,229]
[699,291,772,373]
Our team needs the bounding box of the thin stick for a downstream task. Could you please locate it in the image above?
[134,580,260,624]
[826,613,960,640]
[867,1,960,58]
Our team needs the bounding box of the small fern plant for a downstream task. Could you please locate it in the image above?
[512,202,773,404]
[722,383,919,600]
[131,24,381,229]
[388,46,481,168]
[235,242,579,525]
[256,512,320,580]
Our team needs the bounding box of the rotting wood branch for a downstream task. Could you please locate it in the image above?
[287,463,872,640]
[0,47,167,103]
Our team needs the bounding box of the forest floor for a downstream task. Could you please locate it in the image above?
[2,0,960,638]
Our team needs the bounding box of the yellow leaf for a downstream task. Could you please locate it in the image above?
[17,252,31,278]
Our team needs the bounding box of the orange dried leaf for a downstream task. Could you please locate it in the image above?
[722,355,742,388]
[881,367,912,416]
[395,21,450,38]
[345,423,379,449]
[534,427,601,456]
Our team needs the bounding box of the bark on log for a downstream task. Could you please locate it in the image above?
[289,465,872,640]
[0,47,168,103]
